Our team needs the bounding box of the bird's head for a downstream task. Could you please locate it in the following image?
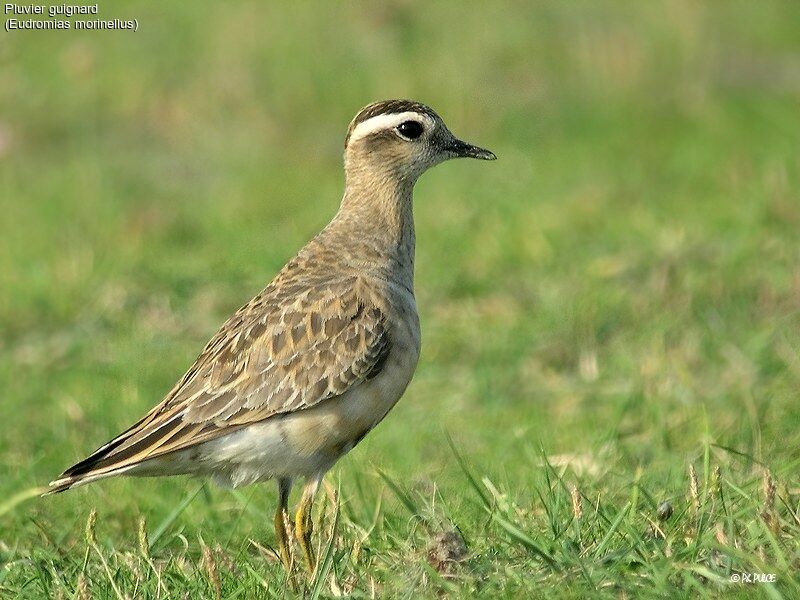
[343,100,495,184]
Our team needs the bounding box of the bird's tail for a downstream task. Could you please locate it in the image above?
[43,462,136,495]
[42,426,146,496]
[43,407,229,496]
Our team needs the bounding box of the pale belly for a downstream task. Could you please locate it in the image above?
[132,338,420,488]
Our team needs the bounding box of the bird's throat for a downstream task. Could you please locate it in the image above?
[334,178,416,290]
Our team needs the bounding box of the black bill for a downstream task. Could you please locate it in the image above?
[446,138,497,160]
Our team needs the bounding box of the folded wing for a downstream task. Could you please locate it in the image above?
[48,276,390,491]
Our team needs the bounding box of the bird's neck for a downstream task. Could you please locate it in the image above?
[327,174,417,292]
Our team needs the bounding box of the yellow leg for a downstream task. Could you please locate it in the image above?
[294,477,321,574]
[274,478,293,571]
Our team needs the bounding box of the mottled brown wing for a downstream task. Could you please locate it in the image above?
[59,276,390,479]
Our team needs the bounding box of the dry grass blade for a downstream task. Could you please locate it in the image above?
[689,464,700,512]
[309,481,341,600]
[200,538,221,600]
[571,485,583,520]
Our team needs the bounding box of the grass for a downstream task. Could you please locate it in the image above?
[1,1,800,597]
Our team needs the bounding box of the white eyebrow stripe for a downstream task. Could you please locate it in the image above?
[349,111,434,143]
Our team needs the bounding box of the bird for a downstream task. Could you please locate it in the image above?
[45,99,496,572]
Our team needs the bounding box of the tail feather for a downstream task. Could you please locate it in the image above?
[43,406,241,496]
[42,411,191,495]
[43,421,220,495]
[43,466,134,495]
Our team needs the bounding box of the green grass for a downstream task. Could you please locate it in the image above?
[2,1,800,597]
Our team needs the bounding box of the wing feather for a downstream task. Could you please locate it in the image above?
[52,275,391,485]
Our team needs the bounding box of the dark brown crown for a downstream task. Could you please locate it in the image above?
[345,99,439,147]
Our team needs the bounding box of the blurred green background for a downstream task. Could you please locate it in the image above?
[1,1,799,597]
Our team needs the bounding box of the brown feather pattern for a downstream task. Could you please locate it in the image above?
[59,271,391,480]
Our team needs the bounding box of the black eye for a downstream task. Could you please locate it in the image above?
[396,120,424,140]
